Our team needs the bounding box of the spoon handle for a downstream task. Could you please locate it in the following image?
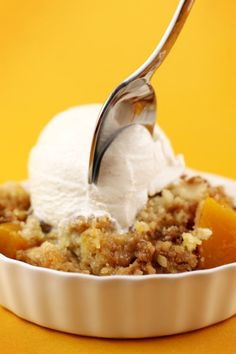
[128,0,195,82]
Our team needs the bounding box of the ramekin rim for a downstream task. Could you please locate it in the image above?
[1,252,235,281]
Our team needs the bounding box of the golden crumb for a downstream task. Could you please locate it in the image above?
[0,182,30,224]
[16,242,81,272]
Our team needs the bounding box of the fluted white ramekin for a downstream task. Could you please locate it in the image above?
[0,170,236,338]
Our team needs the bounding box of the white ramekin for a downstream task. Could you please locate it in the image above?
[0,170,236,338]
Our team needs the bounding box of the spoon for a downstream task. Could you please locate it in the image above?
[89,0,195,184]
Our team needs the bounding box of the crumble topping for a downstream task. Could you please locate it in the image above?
[0,182,30,223]
[0,176,233,275]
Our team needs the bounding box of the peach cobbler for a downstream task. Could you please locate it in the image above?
[1,175,236,275]
[1,106,236,275]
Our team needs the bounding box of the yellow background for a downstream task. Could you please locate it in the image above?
[1,0,236,353]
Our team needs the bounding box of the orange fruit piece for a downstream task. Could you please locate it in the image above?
[198,197,236,269]
[0,223,28,258]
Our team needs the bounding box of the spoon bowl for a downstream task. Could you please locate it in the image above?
[89,78,156,183]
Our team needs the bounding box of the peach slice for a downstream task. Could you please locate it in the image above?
[197,197,236,269]
[0,223,28,258]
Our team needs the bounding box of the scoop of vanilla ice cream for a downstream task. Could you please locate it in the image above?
[29,104,184,230]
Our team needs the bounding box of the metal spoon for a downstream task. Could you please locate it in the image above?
[89,0,195,184]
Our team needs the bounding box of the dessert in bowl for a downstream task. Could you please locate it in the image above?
[1,104,236,338]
